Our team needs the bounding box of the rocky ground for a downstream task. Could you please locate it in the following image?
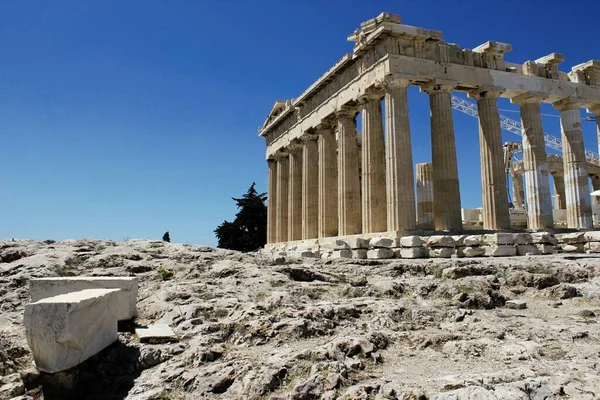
[1,238,600,400]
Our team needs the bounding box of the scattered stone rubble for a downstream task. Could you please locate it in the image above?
[1,238,599,399]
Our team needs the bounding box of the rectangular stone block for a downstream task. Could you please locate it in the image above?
[514,233,532,245]
[584,231,600,242]
[24,288,120,373]
[427,247,454,258]
[483,244,517,257]
[397,247,425,259]
[332,250,352,259]
[463,235,482,247]
[136,324,178,344]
[333,239,350,250]
[585,241,600,253]
[346,237,369,249]
[516,245,541,256]
[426,235,455,248]
[399,235,423,247]
[369,237,395,248]
[30,277,138,320]
[461,246,486,257]
[482,233,515,245]
[556,232,586,244]
[530,232,556,245]
[535,244,555,254]
[352,249,368,259]
[367,248,395,259]
[451,235,467,246]
[559,243,584,253]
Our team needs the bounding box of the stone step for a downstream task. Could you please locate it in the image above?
[29,277,138,320]
[24,288,121,373]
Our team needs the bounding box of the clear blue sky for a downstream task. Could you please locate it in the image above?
[2,0,599,245]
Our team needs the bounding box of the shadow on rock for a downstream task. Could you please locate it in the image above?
[36,340,140,400]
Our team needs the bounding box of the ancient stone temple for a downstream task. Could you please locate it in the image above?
[259,13,600,259]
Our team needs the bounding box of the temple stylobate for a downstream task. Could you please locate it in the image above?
[259,13,600,254]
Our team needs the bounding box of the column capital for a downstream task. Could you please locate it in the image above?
[382,74,412,89]
[300,132,319,142]
[335,106,358,120]
[420,79,455,94]
[272,150,289,160]
[315,121,334,133]
[288,140,303,153]
[468,85,505,101]
[358,86,384,104]
[553,97,582,112]
[587,104,600,116]
[510,92,546,106]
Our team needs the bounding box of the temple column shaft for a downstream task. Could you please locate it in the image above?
[275,154,289,242]
[385,82,416,233]
[470,87,510,230]
[360,94,387,233]
[511,171,525,209]
[267,160,277,244]
[551,172,566,209]
[337,112,361,235]
[422,82,462,231]
[512,95,553,229]
[288,144,303,241]
[554,100,592,229]
[302,135,319,239]
[416,162,434,229]
[318,125,338,238]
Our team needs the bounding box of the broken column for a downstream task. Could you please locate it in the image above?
[510,170,525,208]
[287,142,303,241]
[554,98,593,229]
[336,110,361,236]
[421,81,462,231]
[360,91,387,233]
[470,86,510,230]
[302,134,319,239]
[384,79,416,233]
[416,162,434,229]
[511,93,553,229]
[317,122,338,238]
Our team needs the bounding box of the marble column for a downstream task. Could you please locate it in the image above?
[510,170,525,208]
[416,162,434,229]
[267,159,277,244]
[360,92,387,233]
[336,110,361,236]
[301,134,319,240]
[287,142,303,241]
[511,94,553,230]
[554,99,592,229]
[384,80,417,233]
[591,174,600,226]
[421,81,462,231]
[551,172,566,210]
[317,123,338,238]
[470,86,510,230]
[589,106,600,164]
[275,152,289,242]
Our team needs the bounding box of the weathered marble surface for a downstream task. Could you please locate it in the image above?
[24,288,120,373]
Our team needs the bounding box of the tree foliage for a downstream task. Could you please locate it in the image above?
[162,231,171,242]
[214,182,267,252]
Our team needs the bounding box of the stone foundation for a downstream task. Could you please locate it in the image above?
[264,231,600,259]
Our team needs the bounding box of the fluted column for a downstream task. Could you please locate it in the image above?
[591,174,600,226]
[360,92,387,233]
[275,152,289,242]
[384,80,416,233]
[590,106,600,164]
[510,170,525,208]
[421,81,462,231]
[551,172,566,209]
[416,162,434,229]
[301,134,319,239]
[511,94,553,230]
[287,142,303,241]
[336,110,361,235]
[317,123,338,238]
[470,86,510,230]
[554,99,592,229]
[267,159,277,244]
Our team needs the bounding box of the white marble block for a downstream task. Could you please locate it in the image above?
[24,288,120,373]
[29,277,138,320]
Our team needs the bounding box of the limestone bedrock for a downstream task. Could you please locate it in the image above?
[24,288,120,373]
[29,276,138,320]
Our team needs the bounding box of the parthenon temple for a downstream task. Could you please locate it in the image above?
[259,13,600,258]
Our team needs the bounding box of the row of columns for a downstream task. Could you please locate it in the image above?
[267,81,598,244]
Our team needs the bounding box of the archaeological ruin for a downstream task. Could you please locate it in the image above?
[259,13,600,259]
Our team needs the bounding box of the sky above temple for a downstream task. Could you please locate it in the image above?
[1,0,599,245]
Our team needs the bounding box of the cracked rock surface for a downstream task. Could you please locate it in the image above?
[1,238,599,399]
